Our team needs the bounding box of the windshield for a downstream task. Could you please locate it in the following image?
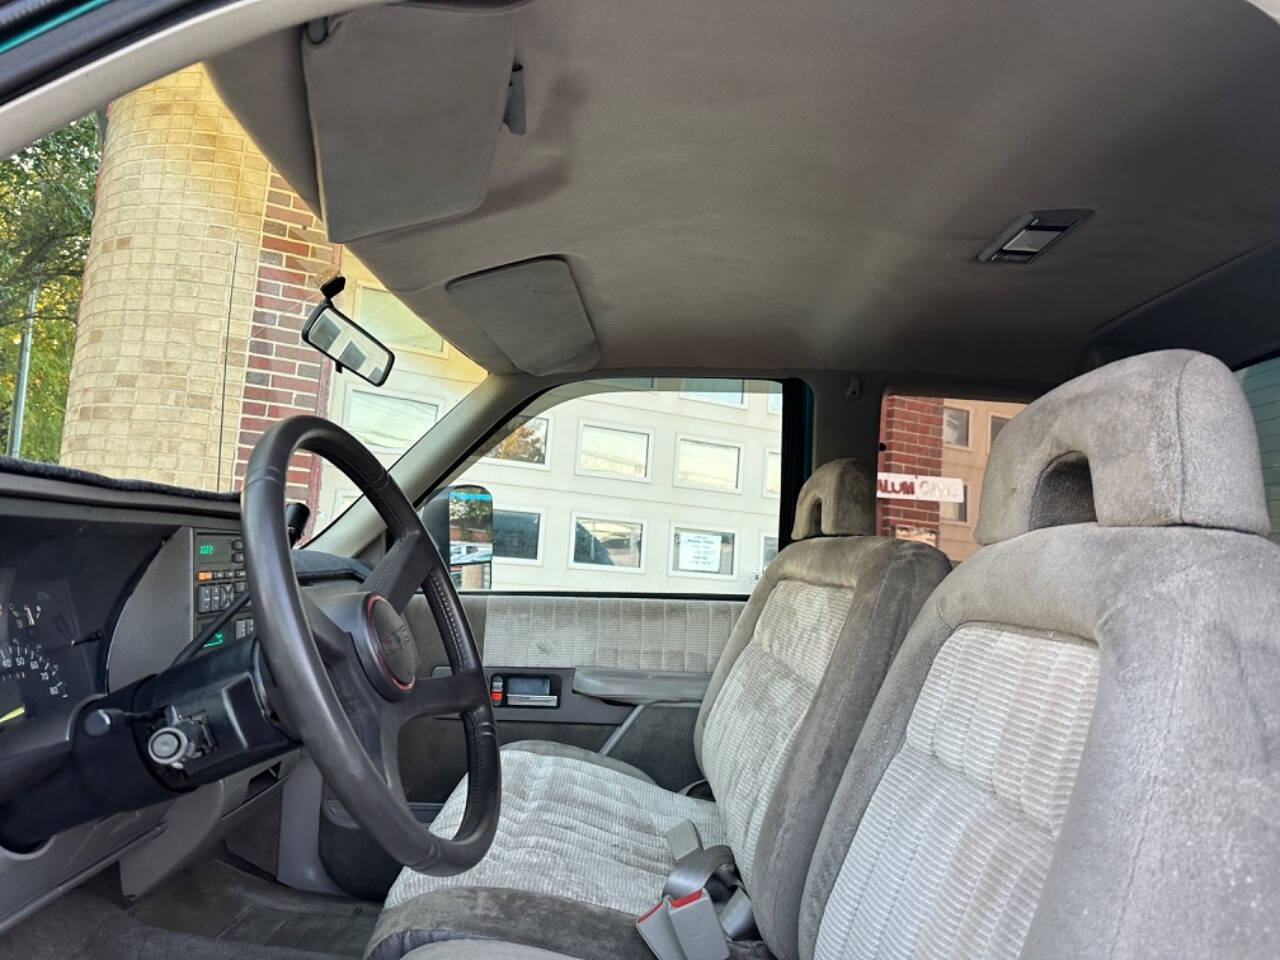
[0,67,483,532]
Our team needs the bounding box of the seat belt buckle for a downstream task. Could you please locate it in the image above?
[637,899,685,960]
[668,890,730,960]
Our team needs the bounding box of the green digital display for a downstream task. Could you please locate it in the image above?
[199,544,216,556]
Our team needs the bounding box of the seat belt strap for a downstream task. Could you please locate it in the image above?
[662,844,736,901]
[666,819,703,862]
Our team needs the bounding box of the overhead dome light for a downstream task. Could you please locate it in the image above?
[978,209,1093,264]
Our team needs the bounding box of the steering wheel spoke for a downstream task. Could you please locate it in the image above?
[361,532,433,613]
[397,668,488,723]
[299,590,351,664]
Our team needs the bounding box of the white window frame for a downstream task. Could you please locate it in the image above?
[672,433,744,494]
[353,283,448,360]
[766,383,783,415]
[568,512,648,573]
[942,403,973,450]
[989,412,1012,452]
[760,531,780,569]
[939,483,970,526]
[493,506,546,566]
[678,378,749,409]
[762,447,783,499]
[668,522,739,580]
[574,419,654,483]
[480,413,554,472]
[343,384,444,455]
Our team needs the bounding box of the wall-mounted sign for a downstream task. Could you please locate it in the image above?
[877,472,964,503]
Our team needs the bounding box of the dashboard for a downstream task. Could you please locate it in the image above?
[0,475,313,931]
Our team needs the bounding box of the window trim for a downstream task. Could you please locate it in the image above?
[762,447,783,499]
[343,383,444,455]
[574,419,654,483]
[492,505,546,566]
[568,512,648,573]
[354,282,448,360]
[668,522,739,580]
[988,412,1011,453]
[672,432,745,494]
[479,413,554,472]
[678,378,749,410]
[760,531,779,570]
[942,403,973,450]
[938,482,970,526]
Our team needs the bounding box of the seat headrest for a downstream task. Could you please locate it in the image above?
[791,458,875,539]
[975,350,1269,545]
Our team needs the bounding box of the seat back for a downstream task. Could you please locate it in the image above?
[797,350,1280,960]
[693,458,951,960]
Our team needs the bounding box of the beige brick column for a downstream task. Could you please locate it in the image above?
[61,66,269,489]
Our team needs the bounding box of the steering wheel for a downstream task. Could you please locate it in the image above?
[241,415,500,874]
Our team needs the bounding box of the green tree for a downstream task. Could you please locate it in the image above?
[0,115,101,462]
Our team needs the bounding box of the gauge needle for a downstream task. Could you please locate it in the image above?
[0,705,25,725]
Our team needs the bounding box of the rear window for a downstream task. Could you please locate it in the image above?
[878,394,1026,564]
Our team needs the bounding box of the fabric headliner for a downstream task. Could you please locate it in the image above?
[206,0,1280,383]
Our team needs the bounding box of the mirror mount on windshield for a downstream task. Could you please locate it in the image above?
[302,274,396,386]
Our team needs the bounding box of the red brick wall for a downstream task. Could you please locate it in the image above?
[233,172,342,510]
[877,395,944,540]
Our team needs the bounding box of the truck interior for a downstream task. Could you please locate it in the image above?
[0,1,1278,959]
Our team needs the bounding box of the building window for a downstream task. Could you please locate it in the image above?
[990,414,1011,449]
[764,449,782,497]
[939,484,969,523]
[572,516,645,569]
[942,406,970,447]
[493,509,542,563]
[671,526,736,577]
[484,415,550,468]
[356,285,446,356]
[675,436,742,492]
[577,422,651,480]
[679,377,747,408]
[347,390,439,451]
[767,383,783,415]
[761,534,779,568]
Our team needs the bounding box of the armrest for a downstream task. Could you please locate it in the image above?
[571,668,711,705]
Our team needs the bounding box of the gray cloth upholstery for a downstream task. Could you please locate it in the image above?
[383,746,726,913]
[801,525,1280,960]
[473,594,745,671]
[499,739,654,785]
[795,351,1280,960]
[790,459,876,538]
[975,349,1269,544]
[382,463,948,960]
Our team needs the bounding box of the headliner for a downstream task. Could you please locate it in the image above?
[208,0,1280,386]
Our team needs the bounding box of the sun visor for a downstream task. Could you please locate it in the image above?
[445,258,600,375]
[301,3,523,243]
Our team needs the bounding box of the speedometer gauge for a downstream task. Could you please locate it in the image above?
[1,592,71,726]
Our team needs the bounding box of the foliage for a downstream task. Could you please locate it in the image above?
[0,115,100,461]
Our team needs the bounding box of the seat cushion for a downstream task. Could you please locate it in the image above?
[384,745,725,915]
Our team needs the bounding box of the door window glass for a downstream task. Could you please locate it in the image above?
[456,378,784,593]
[1237,356,1280,544]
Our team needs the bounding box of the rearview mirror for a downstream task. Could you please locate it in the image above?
[302,302,395,386]
[420,484,494,590]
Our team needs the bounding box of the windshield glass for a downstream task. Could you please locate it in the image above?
[0,67,483,533]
